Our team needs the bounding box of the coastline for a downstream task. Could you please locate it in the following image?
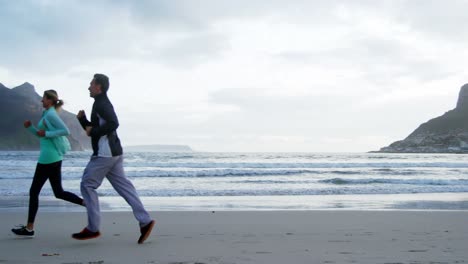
[1,192,468,212]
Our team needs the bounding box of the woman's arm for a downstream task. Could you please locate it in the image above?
[26,124,40,137]
[44,111,71,138]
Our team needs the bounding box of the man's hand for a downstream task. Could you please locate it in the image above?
[24,120,32,128]
[85,126,92,136]
[37,130,46,137]
[77,110,86,119]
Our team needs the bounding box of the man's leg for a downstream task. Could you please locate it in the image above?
[80,156,113,232]
[106,156,152,226]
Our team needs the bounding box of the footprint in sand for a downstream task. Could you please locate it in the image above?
[411,232,430,235]
[407,249,428,253]
[442,248,453,253]
[168,262,206,264]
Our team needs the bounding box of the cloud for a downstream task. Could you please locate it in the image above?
[392,0,468,41]
[2,0,468,151]
[0,0,231,72]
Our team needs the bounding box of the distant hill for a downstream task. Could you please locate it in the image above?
[0,82,90,151]
[125,145,193,152]
[375,83,468,153]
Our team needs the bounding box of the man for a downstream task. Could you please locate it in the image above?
[72,73,155,244]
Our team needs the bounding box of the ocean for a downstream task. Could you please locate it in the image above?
[1,151,468,211]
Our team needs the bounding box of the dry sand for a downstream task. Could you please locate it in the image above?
[2,211,468,264]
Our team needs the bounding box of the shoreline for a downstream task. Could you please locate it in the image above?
[1,192,468,212]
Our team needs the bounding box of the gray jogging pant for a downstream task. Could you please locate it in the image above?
[81,155,152,232]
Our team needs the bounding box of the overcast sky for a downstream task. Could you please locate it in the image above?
[1,0,468,152]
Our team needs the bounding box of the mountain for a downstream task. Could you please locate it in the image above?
[375,83,468,153]
[125,145,193,152]
[0,82,90,151]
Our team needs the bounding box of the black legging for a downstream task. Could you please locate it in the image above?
[28,161,83,223]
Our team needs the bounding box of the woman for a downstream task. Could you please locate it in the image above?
[12,90,84,237]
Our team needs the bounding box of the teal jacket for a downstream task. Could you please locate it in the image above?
[27,107,71,164]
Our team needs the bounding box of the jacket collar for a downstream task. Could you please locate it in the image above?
[42,106,56,116]
[94,92,108,102]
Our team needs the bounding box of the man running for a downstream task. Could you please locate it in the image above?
[72,73,155,244]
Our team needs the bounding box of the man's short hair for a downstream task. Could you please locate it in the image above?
[94,73,109,93]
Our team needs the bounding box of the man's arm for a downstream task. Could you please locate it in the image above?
[77,110,92,130]
[90,102,119,137]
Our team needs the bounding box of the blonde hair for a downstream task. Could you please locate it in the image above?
[44,90,64,110]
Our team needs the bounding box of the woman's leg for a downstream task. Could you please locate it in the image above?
[49,161,84,206]
[27,164,49,229]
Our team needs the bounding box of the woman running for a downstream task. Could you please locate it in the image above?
[12,90,84,237]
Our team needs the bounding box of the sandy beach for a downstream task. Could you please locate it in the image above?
[1,210,467,264]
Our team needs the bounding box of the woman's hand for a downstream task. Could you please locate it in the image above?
[37,130,46,137]
[24,120,32,128]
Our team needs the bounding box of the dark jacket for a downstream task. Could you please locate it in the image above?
[78,93,123,156]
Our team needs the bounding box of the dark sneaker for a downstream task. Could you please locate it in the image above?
[11,225,35,238]
[72,228,101,240]
[138,220,155,244]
